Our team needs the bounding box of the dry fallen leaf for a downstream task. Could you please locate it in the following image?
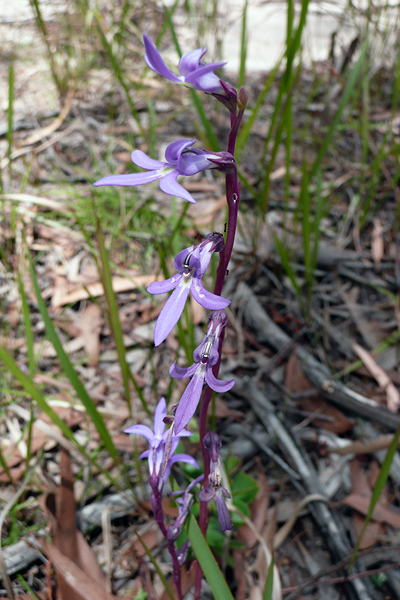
[352,340,400,412]
[349,459,385,549]
[341,493,400,529]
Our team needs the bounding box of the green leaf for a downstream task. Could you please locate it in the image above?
[231,471,259,504]
[28,252,120,465]
[262,556,275,600]
[187,513,235,600]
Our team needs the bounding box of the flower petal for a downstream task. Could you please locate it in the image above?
[205,368,235,393]
[174,245,194,271]
[143,33,182,83]
[165,139,196,165]
[198,487,216,502]
[153,281,191,346]
[153,397,167,438]
[162,453,200,483]
[178,48,206,76]
[131,149,166,170]
[216,491,233,532]
[94,171,161,187]
[124,424,155,442]
[177,150,213,176]
[174,370,205,434]
[159,170,197,203]
[184,62,226,91]
[191,279,230,310]
[147,274,181,295]
[169,361,198,380]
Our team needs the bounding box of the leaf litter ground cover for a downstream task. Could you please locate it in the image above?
[1,3,400,599]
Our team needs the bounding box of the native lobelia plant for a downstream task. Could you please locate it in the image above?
[94,33,248,600]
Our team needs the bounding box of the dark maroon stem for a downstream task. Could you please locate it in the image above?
[151,486,183,600]
[194,91,246,600]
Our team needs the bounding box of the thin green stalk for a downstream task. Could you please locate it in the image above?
[349,422,400,568]
[238,0,248,90]
[28,0,63,96]
[7,62,14,181]
[163,5,221,151]
[17,271,35,378]
[95,14,142,131]
[97,220,132,417]
[28,251,121,466]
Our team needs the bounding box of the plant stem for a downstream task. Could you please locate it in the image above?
[150,486,183,600]
[194,89,246,600]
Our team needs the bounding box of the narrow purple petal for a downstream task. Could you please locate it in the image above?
[177,151,213,176]
[174,370,205,434]
[124,424,155,442]
[143,33,182,83]
[178,48,206,76]
[131,150,166,170]
[162,453,200,483]
[154,282,191,346]
[169,361,198,380]
[216,491,232,532]
[165,139,196,165]
[159,170,197,203]
[174,246,194,271]
[139,449,149,459]
[205,368,235,393]
[198,487,216,502]
[94,171,161,187]
[191,279,230,310]
[184,62,226,91]
[153,397,167,438]
[147,274,181,295]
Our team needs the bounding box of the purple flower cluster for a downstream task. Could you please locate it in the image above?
[125,397,198,491]
[170,310,234,434]
[94,139,235,204]
[148,233,229,346]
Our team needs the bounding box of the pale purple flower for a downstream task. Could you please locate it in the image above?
[94,139,234,204]
[124,397,199,491]
[144,33,226,93]
[170,310,235,434]
[198,432,232,532]
[148,233,230,347]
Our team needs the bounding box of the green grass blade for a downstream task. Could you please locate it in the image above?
[187,513,235,600]
[97,219,149,416]
[236,56,283,156]
[0,345,122,488]
[7,61,14,178]
[17,271,35,378]
[238,0,248,90]
[95,14,142,131]
[28,252,121,465]
[309,40,368,180]
[349,422,400,568]
[133,528,175,600]
[262,556,275,600]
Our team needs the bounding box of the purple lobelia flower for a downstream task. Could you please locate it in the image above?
[148,233,230,347]
[124,397,199,491]
[144,33,226,93]
[198,432,232,533]
[170,310,235,434]
[94,138,235,204]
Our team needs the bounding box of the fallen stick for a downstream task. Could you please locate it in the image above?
[233,282,400,431]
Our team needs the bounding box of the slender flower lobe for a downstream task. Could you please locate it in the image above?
[143,33,226,93]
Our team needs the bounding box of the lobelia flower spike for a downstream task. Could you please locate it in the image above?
[170,310,235,434]
[94,138,235,204]
[198,432,232,533]
[143,33,226,93]
[124,397,199,491]
[148,233,230,347]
